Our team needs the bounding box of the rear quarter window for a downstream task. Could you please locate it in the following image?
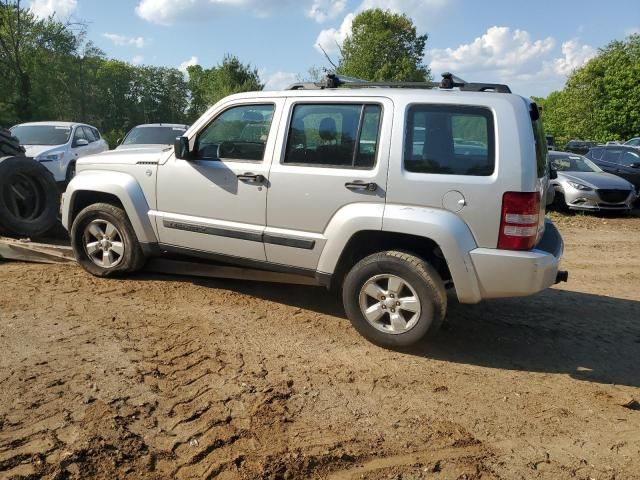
[404,105,495,176]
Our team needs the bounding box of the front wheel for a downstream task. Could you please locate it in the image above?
[342,251,447,348]
[70,203,145,277]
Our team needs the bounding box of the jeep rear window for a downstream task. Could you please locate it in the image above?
[531,113,547,178]
[404,105,494,176]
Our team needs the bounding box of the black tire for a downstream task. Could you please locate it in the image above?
[70,203,145,277]
[65,161,76,183]
[0,128,25,158]
[342,250,447,348]
[0,156,60,237]
[552,190,568,211]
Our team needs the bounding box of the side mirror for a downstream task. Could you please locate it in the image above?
[174,136,192,160]
[549,167,558,180]
[630,163,640,169]
[75,138,89,147]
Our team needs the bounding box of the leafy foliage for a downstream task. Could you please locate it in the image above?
[0,2,262,145]
[539,34,640,146]
[337,9,430,82]
[187,55,263,121]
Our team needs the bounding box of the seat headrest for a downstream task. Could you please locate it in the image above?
[242,111,264,123]
[319,117,337,141]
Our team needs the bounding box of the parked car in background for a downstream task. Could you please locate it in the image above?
[10,122,108,182]
[564,139,597,155]
[624,137,640,147]
[585,145,640,191]
[605,141,622,145]
[116,123,189,150]
[548,151,636,211]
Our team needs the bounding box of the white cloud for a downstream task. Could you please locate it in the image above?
[263,71,298,91]
[547,39,596,76]
[131,55,145,66]
[135,0,299,25]
[307,0,346,23]
[29,0,77,18]
[427,26,595,96]
[429,26,555,77]
[315,13,354,56]
[179,56,199,75]
[102,33,149,49]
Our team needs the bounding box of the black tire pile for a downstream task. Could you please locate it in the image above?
[0,128,60,238]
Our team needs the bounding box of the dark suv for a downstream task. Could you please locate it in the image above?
[585,145,640,191]
[564,139,597,155]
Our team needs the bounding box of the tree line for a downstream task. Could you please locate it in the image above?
[3,0,637,150]
[534,34,640,147]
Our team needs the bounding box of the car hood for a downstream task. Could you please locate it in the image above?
[559,171,635,190]
[23,144,65,158]
[77,146,170,166]
[115,144,172,150]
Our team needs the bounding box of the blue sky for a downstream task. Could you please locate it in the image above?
[30,0,640,97]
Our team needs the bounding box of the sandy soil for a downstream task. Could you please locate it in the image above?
[1,212,639,480]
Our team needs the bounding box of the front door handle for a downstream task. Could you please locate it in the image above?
[345,181,377,192]
[237,172,266,184]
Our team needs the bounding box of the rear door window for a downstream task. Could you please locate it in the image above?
[404,105,494,176]
[602,150,622,164]
[284,103,382,169]
[588,148,603,160]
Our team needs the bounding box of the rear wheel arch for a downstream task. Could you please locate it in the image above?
[328,230,452,292]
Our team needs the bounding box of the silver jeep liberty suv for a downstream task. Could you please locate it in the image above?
[62,73,566,348]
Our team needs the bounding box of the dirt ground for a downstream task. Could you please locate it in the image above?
[1,212,639,480]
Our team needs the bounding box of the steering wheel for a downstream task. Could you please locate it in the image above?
[217,141,236,158]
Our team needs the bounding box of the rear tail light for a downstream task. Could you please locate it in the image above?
[498,192,540,250]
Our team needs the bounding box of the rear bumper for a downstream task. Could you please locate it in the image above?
[469,220,564,300]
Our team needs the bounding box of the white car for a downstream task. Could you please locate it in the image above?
[116,123,189,150]
[10,122,109,182]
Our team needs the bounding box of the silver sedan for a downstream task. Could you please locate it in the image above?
[549,151,637,211]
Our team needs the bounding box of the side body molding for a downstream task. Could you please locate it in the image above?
[382,205,483,304]
[63,171,158,244]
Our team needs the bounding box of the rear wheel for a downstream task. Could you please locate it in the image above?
[342,251,447,348]
[71,203,145,277]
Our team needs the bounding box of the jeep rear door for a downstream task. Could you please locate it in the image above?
[264,97,392,270]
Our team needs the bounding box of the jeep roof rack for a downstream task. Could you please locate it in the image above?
[286,72,512,94]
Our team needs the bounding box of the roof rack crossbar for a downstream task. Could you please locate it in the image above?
[285,72,512,93]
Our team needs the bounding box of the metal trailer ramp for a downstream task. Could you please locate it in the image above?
[0,236,317,285]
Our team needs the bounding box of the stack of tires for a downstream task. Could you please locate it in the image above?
[0,128,60,238]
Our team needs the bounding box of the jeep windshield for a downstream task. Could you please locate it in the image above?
[11,125,72,145]
[122,126,187,146]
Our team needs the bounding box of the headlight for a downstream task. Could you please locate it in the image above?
[568,181,592,191]
[36,152,64,162]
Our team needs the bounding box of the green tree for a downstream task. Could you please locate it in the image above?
[540,34,640,145]
[187,55,263,120]
[336,9,430,82]
[0,0,78,124]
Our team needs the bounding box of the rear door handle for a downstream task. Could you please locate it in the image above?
[345,181,377,192]
[237,172,266,184]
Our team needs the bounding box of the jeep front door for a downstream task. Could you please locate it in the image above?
[155,100,284,262]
